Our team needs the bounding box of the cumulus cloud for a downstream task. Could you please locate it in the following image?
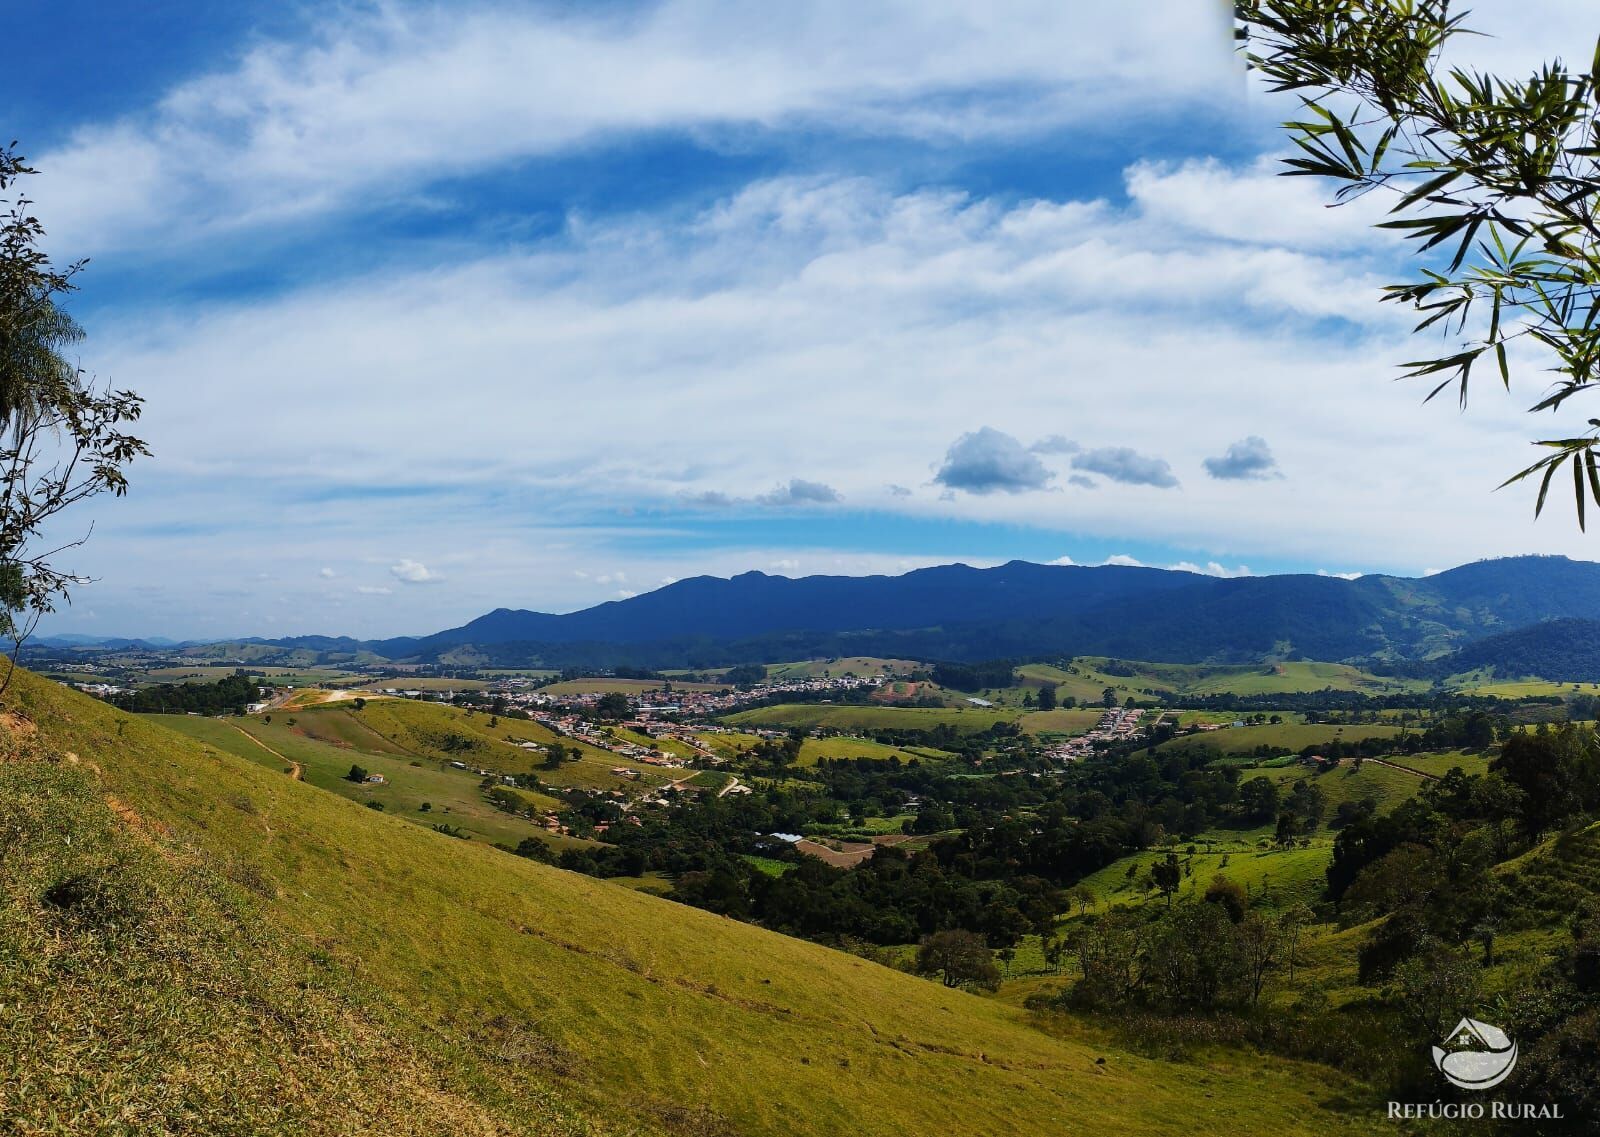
[757,479,841,507]
[1030,434,1080,455]
[1103,554,1144,567]
[389,558,442,584]
[934,427,1055,494]
[1317,569,1364,581]
[1068,474,1097,490]
[318,567,336,578]
[1203,436,1282,481]
[1171,561,1253,578]
[1071,447,1179,488]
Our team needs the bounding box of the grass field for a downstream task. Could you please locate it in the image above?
[1157,722,1404,756]
[1449,674,1599,698]
[324,699,677,792]
[1009,659,1427,705]
[141,665,359,685]
[1017,708,1102,735]
[150,713,583,850]
[692,729,949,766]
[764,657,919,680]
[725,702,1015,734]
[542,677,729,695]
[7,670,1390,1136]
[349,675,491,691]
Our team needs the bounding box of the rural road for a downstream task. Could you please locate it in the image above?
[229,722,302,780]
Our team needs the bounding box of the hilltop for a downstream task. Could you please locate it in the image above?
[94,554,1600,670]
[0,669,1388,1136]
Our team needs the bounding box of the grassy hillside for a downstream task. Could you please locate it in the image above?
[725,702,1015,734]
[151,713,582,850]
[3,671,1389,1136]
[1012,659,1425,705]
[1157,723,1404,756]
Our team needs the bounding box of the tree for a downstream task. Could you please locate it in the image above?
[1071,910,1149,1007]
[595,691,630,720]
[542,743,570,771]
[997,946,1016,976]
[352,697,366,711]
[1101,687,1117,709]
[1393,936,1482,1040]
[1203,873,1248,924]
[1239,776,1280,823]
[1236,912,1285,1006]
[1238,1,1600,525]
[1037,683,1057,711]
[345,764,369,783]
[0,146,148,693]
[1069,882,1097,916]
[1151,852,1182,908]
[914,929,1001,991]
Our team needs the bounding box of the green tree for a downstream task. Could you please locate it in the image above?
[1151,851,1182,908]
[1037,683,1057,711]
[915,929,1001,991]
[1203,873,1248,924]
[345,764,369,783]
[1393,936,1482,1040]
[0,146,148,691]
[1238,1,1600,524]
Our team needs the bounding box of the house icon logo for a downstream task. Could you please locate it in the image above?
[1432,1018,1517,1091]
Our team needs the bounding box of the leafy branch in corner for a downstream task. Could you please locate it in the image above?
[1236,0,1600,525]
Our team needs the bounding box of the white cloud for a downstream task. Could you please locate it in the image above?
[355,585,393,595]
[37,1,1236,255]
[1316,570,1363,581]
[1103,554,1144,567]
[389,558,441,584]
[318,566,336,578]
[1170,561,1253,578]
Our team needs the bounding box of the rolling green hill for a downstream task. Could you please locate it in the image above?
[2,671,1389,1135]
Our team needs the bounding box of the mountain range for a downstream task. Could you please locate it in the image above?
[83,554,1600,673]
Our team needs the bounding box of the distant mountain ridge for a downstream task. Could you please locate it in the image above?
[208,554,1600,669]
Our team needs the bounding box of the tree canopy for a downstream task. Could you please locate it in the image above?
[0,144,147,682]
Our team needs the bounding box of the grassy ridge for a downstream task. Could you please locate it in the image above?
[151,713,582,850]
[7,671,1387,1136]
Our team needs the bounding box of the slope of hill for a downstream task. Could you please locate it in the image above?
[1429,617,1600,683]
[2,670,1389,1136]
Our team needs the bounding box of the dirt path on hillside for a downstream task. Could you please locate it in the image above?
[229,722,302,780]
[1361,757,1440,781]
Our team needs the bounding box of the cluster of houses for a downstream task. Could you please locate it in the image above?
[1044,707,1149,763]
[488,672,886,722]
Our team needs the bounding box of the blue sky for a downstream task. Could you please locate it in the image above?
[8,0,1600,639]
